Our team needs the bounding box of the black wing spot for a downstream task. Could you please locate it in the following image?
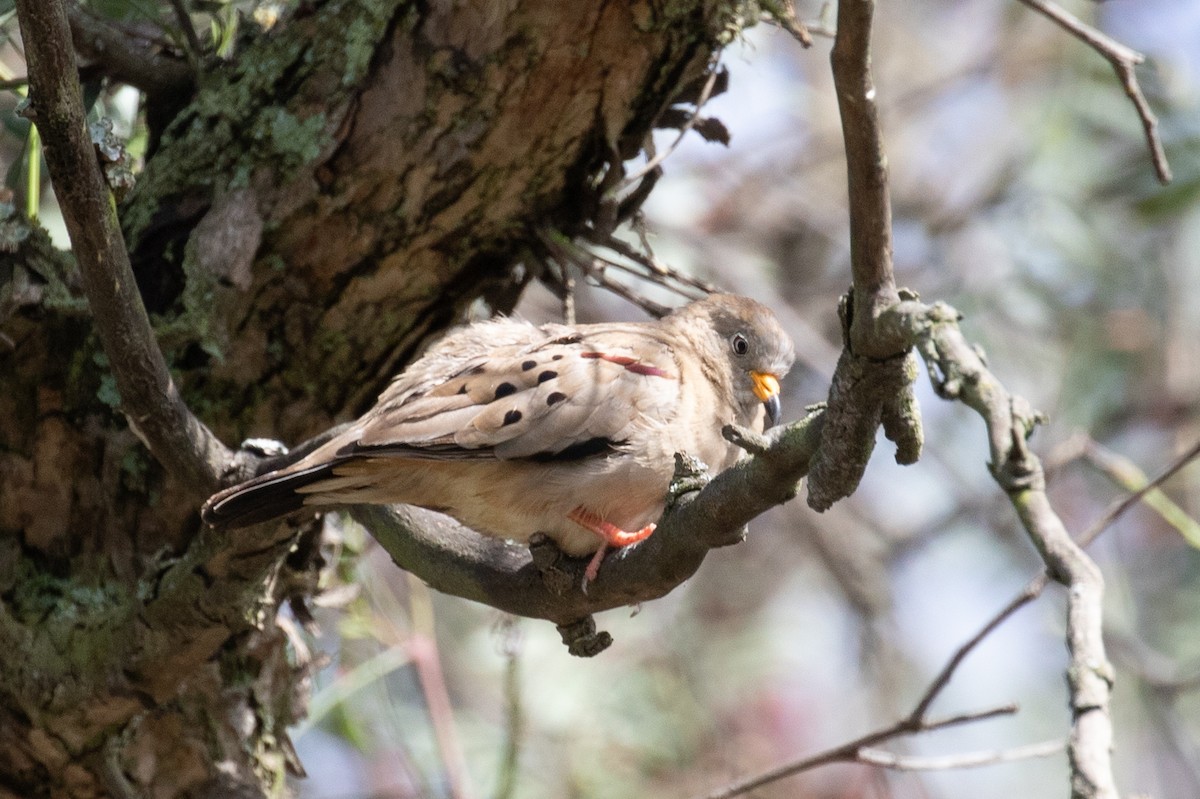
[494,382,516,399]
[546,392,567,406]
[521,360,537,371]
[551,354,563,360]
[503,409,523,426]
[456,385,468,395]
[537,370,557,384]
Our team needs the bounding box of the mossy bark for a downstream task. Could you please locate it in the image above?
[0,1,743,795]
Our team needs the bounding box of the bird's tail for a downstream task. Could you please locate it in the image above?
[201,462,338,529]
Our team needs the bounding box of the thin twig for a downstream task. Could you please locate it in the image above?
[1106,628,1200,695]
[1076,436,1200,548]
[538,230,672,317]
[166,0,203,58]
[493,617,524,799]
[697,535,1036,799]
[700,704,1017,799]
[560,273,576,325]
[584,230,717,296]
[911,580,1045,720]
[902,430,1200,768]
[581,258,671,317]
[1082,438,1200,547]
[620,60,720,190]
[1016,0,1171,185]
[762,0,814,47]
[857,739,1065,771]
[15,0,229,492]
[408,578,475,799]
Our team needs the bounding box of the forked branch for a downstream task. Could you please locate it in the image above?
[1017,0,1172,185]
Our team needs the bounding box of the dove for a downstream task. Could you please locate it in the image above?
[201,293,794,581]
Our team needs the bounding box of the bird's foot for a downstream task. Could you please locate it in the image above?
[568,506,658,547]
[583,545,608,589]
[568,507,657,591]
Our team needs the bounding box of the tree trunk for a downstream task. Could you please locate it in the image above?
[0,1,741,795]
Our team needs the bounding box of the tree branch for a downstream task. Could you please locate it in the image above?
[780,2,1124,794]
[897,300,1119,799]
[66,4,195,99]
[807,0,921,509]
[829,0,898,332]
[699,704,1019,799]
[15,0,230,493]
[1076,435,1200,549]
[911,578,1045,720]
[857,739,1065,771]
[1016,0,1171,185]
[360,409,825,627]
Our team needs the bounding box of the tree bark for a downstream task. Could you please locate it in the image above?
[0,1,742,795]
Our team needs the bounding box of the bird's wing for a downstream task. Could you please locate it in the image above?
[345,324,680,461]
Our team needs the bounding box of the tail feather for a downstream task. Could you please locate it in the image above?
[201,462,338,529]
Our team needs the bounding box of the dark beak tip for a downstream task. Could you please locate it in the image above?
[764,395,782,428]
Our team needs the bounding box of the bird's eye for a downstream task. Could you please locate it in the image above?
[731,333,749,356]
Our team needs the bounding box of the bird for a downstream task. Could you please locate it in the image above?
[201,293,795,582]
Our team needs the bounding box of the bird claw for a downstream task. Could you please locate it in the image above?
[581,545,607,593]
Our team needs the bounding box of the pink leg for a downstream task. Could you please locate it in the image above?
[568,506,657,585]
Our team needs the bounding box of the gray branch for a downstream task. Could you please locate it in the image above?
[16,0,230,494]
[899,300,1119,799]
[358,410,825,628]
[67,4,195,100]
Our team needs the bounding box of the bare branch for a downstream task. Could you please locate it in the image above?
[911,578,1046,720]
[166,0,203,59]
[699,704,1018,799]
[857,739,1065,771]
[807,0,922,509]
[538,229,673,317]
[66,4,195,99]
[1016,0,1171,185]
[582,230,717,298]
[620,60,720,190]
[359,409,825,627]
[15,0,230,493]
[762,0,814,48]
[901,428,1200,778]
[830,0,899,334]
[1076,436,1200,548]
[899,300,1119,799]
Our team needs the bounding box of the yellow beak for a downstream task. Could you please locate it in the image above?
[750,371,782,427]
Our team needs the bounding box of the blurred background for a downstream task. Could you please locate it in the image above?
[5,0,1200,797]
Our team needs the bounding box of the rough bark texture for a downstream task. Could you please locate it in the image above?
[0,1,743,795]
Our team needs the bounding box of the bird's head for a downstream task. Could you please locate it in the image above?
[671,293,795,428]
